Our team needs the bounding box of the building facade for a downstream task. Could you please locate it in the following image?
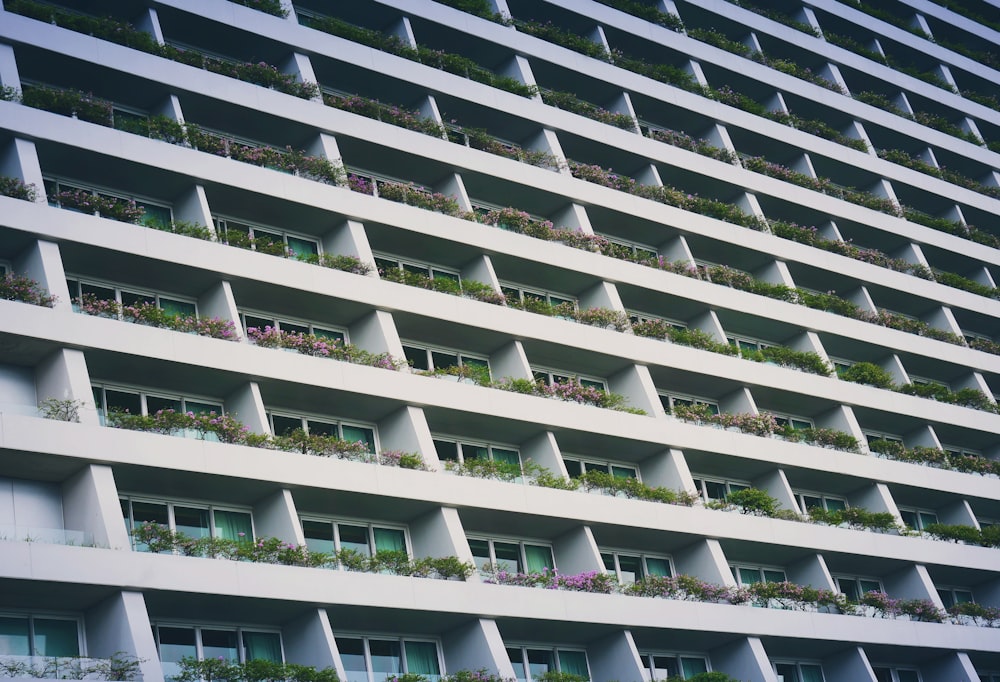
[1,0,999,680]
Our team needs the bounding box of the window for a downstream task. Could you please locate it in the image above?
[531,367,607,391]
[0,614,81,657]
[872,666,920,682]
[628,311,685,329]
[834,576,883,601]
[727,334,772,354]
[240,311,346,342]
[300,518,407,558]
[864,431,904,449]
[897,506,938,531]
[44,177,172,227]
[507,646,589,681]
[659,393,720,415]
[336,635,441,682]
[500,282,576,310]
[120,496,253,551]
[562,457,637,480]
[909,375,949,390]
[67,277,197,318]
[639,652,710,680]
[730,564,787,586]
[936,586,973,609]
[402,343,490,377]
[770,412,814,431]
[374,254,460,284]
[793,491,848,514]
[600,550,672,583]
[467,537,554,574]
[153,624,282,680]
[215,216,319,259]
[0,263,9,277]
[92,384,224,432]
[267,412,376,452]
[433,438,521,471]
[773,662,825,682]
[691,477,750,503]
[943,444,981,460]
[598,235,657,261]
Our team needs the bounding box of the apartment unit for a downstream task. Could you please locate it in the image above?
[1,0,999,679]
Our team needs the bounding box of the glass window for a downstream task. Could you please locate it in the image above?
[334,636,441,682]
[508,647,589,681]
[601,551,673,583]
[154,624,282,677]
[433,438,522,474]
[469,537,553,574]
[121,497,253,551]
[732,565,787,586]
[692,478,751,503]
[532,368,606,391]
[299,519,409,564]
[898,507,938,531]
[267,413,378,453]
[215,217,319,258]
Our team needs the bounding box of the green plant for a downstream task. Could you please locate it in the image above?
[923,523,983,545]
[175,657,338,682]
[534,673,587,682]
[39,398,86,422]
[0,272,57,307]
[807,506,901,533]
[838,362,895,389]
[715,488,781,516]
[0,175,39,201]
[574,470,696,505]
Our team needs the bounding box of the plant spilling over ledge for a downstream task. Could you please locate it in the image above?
[301,13,536,98]
[493,377,645,414]
[378,266,506,306]
[484,568,981,624]
[1,273,56,307]
[175,658,337,682]
[6,0,318,98]
[76,294,239,341]
[324,92,446,137]
[0,175,39,201]
[671,404,860,452]
[105,409,429,469]
[540,89,636,130]
[708,487,903,534]
[923,523,1000,549]
[839,364,1000,415]
[0,652,143,681]
[879,148,1000,201]
[536,468,698,505]
[595,0,685,30]
[247,326,405,369]
[648,126,738,164]
[228,0,288,18]
[133,524,473,577]
[50,188,146,224]
[868,439,1000,478]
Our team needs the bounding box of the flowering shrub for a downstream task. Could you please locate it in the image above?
[869,439,1000,478]
[378,267,506,306]
[0,653,142,681]
[305,14,536,97]
[175,658,336,682]
[647,126,737,163]
[6,0,161,52]
[459,127,563,169]
[896,383,999,414]
[745,345,833,376]
[922,523,1000,548]
[778,425,861,452]
[0,175,39,201]
[246,326,404,369]
[671,404,778,437]
[0,273,56,307]
[50,189,145,223]
[375,179,462,214]
[934,270,1000,299]
[133,523,472,579]
[971,337,1000,357]
[633,320,739,356]
[541,90,636,129]
[594,0,685,30]
[491,377,644,414]
[879,148,1000,200]
[324,93,445,137]
[76,294,239,341]
[377,450,431,470]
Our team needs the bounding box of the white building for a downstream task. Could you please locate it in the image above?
[0,0,999,680]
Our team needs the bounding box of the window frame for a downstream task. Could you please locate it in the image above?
[92,383,225,425]
[152,622,285,674]
[637,651,712,680]
[627,310,686,329]
[214,215,320,258]
[505,644,591,681]
[690,476,751,503]
[44,175,173,227]
[373,253,461,284]
[299,516,411,560]
[834,575,884,602]
[432,436,521,471]
[598,234,658,261]
[792,490,848,514]
[561,456,639,481]
[499,281,577,310]
[599,548,674,584]
[769,411,814,431]
[659,393,721,415]
[400,342,490,376]
[896,505,939,531]
[266,410,378,452]
[729,563,788,586]
[466,535,556,575]
[66,276,199,318]
[333,632,444,682]
[772,660,826,682]
[530,366,607,391]
[120,495,256,549]
[935,585,974,609]
[0,612,85,658]
[871,665,921,682]
[239,309,347,342]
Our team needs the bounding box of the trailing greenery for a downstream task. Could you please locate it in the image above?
[868,439,1000,477]
[670,404,860,452]
[541,89,636,129]
[378,266,506,306]
[922,523,1000,548]
[302,14,536,97]
[839,362,895,389]
[229,0,289,18]
[807,506,901,533]
[0,653,143,681]
[594,0,685,31]
[879,149,1000,200]
[175,658,337,682]
[431,0,498,20]
[934,270,1000,299]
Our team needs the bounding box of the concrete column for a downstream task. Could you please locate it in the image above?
[377,405,438,469]
[500,55,539,101]
[284,609,343,680]
[847,483,901,524]
[879,354,910,386]
[225,382,269,435]
[920,653,977,682]
[15,239,71,312]
[461,254,502,291]
[787,331,832,373]
[409,506,476,567]
[754,260,795,288]
[883,564,945,608]
[521,431,567,479]
[62,464,129,550]
[441,619,516,677]
[552,203,595,232]
[690,310,727,343]
[253,489,305,545]
[135,8,164,45]
[197,281,240,336]
[952,371,995,402]
[735,192,767,225]
[816,220,844,241]
[348,310,406,360]
[171,185,216,235]
[36,348,98,426]
[844,120,875,155]
[307,133,344,185]
[608,365,663,417]
[526,129,569,174]
[587,631,646,682]
[639,449,694,492]
[1,138,44,195]
[709,636,774,682]
[435,172,473,213]
[489,340,533,381]
[0,42,22,89]
[822,646,877,682]
[816,405,866,449]
[607,91,641,134]
[284,53,322,102]
[904,424,942,450]
[925,305,964,338]
[702,123,738,162]
[751,469,798,515]
[552,525,603,574]
[674,538,734,586]
[786,553,837,591]
[154,93,185,124]
[389,16,417,47]
[579,281,624,312]
[719,386,757,415]
[844,285,877,314]
[658,234,696,265]
[322,220,377,276]
[85,591,164,682]
[685,59,709,89]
